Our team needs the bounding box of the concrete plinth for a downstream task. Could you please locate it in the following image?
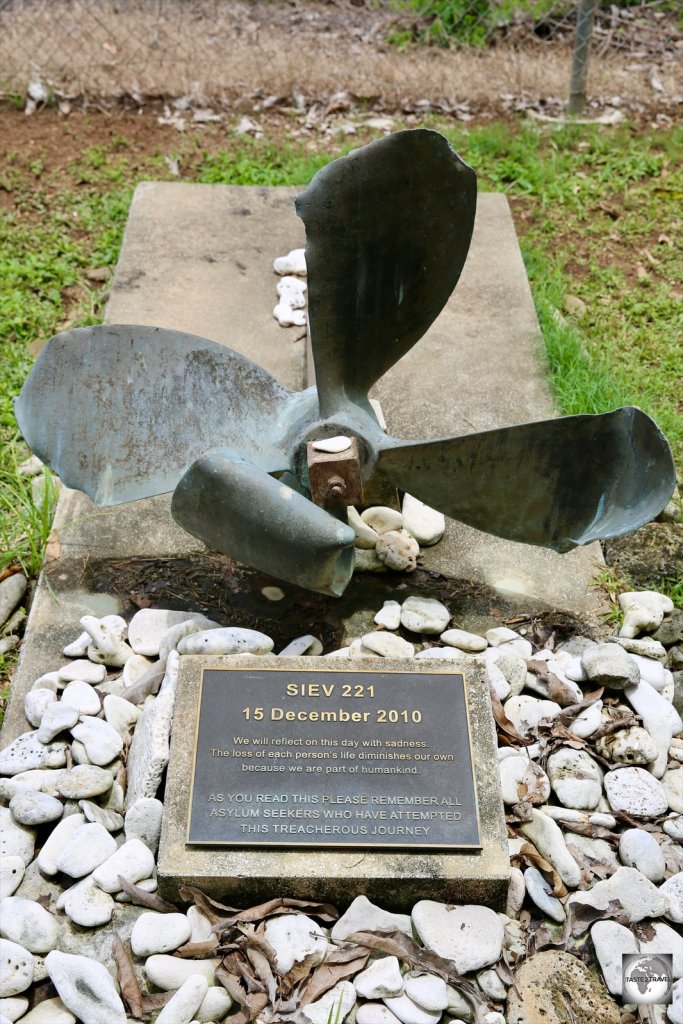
[3,180,605,756]
[157,655,509,910]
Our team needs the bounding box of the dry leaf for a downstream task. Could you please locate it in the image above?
[300,949,369,1006]
[112,936,143,1019]
[44,529,61,564]
[117,875,177,913]
[174,936,220,958]
[489,686,531,746]
[518,842,567,897]
[140,991,175,1014]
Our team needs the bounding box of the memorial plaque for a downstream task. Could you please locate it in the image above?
[188,665,480,849]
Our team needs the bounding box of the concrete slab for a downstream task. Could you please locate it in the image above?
[157,655,509,910]
[2,180,606,751]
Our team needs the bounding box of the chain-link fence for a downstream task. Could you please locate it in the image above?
[0,0,680,111]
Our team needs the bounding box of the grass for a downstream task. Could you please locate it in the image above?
[0,114,681,701]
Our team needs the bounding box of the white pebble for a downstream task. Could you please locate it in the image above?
[361,506,404,535]
[440,628,486,653]
[619,828,666,881]
[23,688,57,728]
[9,790,62,827]
[0,897,59,954]
[273,248,306,276]
[660,872,683,924]
[60,681,101,717]
[375,530,419,572]
[591,920,638,995]
[57,876,115,928]
[401,494,445,547]
[57,661,106,685]
[347,507,379,549]
[177,627,273,656]
[404,974,448,1011]
[0,939,34,997]
[411,901,504,974]
[70,717,123,766]
[604,766,668,818]
[36,704,79,744]
[91,837,155,892]
[131,912,192,957]
[374,601,402,630]
[360,633,415,659]
[547,748,603,810]
[55,822,117,878]
[519,808,582,888]
[400,597,450,635]
[80,615,133,667]
[278,635,323,657]
[45,950,126,1024]
[0,859,24,902]
[354,956,404,999]
[124,797,164,853]
[36,814,86,875]
[264,914,328,975]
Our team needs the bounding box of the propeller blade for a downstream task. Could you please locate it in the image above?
[296,129,476,416]
[14,325,303,506]
[377,407,675,551]
[171,448,356,596]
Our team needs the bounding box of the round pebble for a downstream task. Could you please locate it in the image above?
[603,767,668,818]
[400,597,450,635]
[9,791,62,827]
[0,939,34,997]
[375,530,419,572]
[619,828,666,881]
[55,822,117,878]
[547,748,603,810]
[131,912,192,957]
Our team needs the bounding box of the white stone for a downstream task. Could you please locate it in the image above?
[604,767,668,818]
[506,867,525,918]
[24,688,57,727]
[591,920,638,995]
[661,872,683,923]
[277,274,307,309]
[0,897,58,953]
[36,813,86,875]
[547,748,603,810]
[401,494,445,547]
[348,507,380,549]
[414,647,462,660]
[158,616,221,661]
[374,601,402,630]
[668,980,683,1024]
[383,994,441,1024]
[523,867,566,923]
[55,822,117,878]
[629,653,667,690]
[0,997,28,1022]
[619,591,673,625]
[124,797,163,852]
[63,632,91,658]
[301,981,355,1024]
[663,768,683,813]
[332,896,412,942]
[0,940,34,997]
[56,765,112,800]
[0,733,67,776]
[504,696,561,739]
[0,809,35,868]
[596,725,658,765]
[57,876,115,928]
[620,598,668,640]
[57,661,106,685]
[274,248,306,276]
[404,974,448,1011]
[400,597,450,635]
[499,756,550,806]
[376,530,419,572]
[125,687,175,809]
[638,920,683,979]
[177,627,273,656]
[278,635,323,657]
[31,672,60,693]
[128,609,196,656]
[91,837,155,892]
[354,548,387,573]
[14,997,75,1024]
[0,860,24,902]
[613,636,668,660]
[144,955,221,990]
[568,700,603,739]
[568,866,668,927]
[131,912,192,957]
[411,901,503,974]
[625,681,682,778]
[354,956,404,999]
[486,628,532,659]
[361,633,415,659]
[60,681,101,717]
[361,507,403,535]
[486,662,510,702]
[36,704,80,744]
[440,629,486,653]
[102,694,140,737]
[519,809,582,888]
[311,435,350,454]
[195,985,233,1023]
[80,616,133,667]
[9,790,62,827]
[70,717,123,767]
[619,828,666,881]
[45,950,126,1024]
[187,907,214,943]
[273,300,306,327]
[357,1005,401,1024]
[264,914,328,975]
[581,644,639,688]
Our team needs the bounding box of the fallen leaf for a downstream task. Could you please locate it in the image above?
[174,936,220,958]
[117,876,177,913]
[44,529,61,564]
[300,949,369,1006]
[113,936,143,1018]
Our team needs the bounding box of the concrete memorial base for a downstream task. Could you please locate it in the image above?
[156,655,508,909]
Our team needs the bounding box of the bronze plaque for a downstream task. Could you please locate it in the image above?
[188,665,480,849]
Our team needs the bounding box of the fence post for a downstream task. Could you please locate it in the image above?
[568,0,599,116]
